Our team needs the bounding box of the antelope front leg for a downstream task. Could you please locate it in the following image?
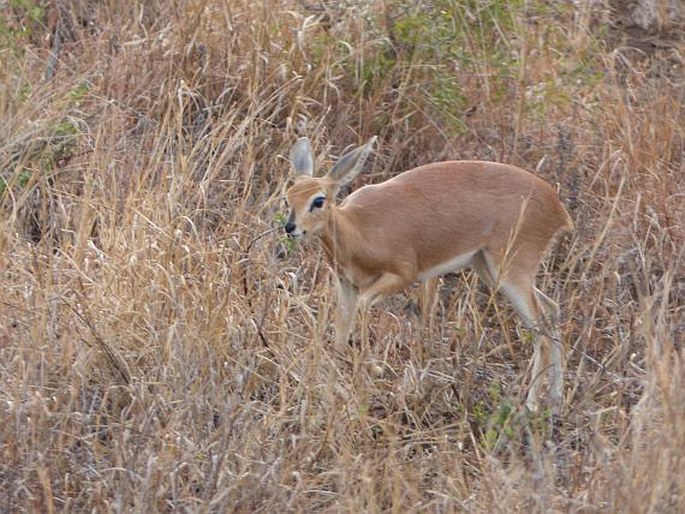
[356,272,408,345]
[357,272,408,312]
[352,273,408,377]
[334,277,358,351]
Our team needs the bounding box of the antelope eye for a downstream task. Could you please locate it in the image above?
[310,197,325,211]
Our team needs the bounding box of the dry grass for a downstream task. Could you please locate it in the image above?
[0,0,683,512]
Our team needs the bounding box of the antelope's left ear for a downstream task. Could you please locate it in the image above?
[327,136,377,186]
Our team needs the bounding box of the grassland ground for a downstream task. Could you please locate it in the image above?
[0,1,683,512]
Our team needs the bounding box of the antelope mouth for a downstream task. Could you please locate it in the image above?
[286,229,306,240]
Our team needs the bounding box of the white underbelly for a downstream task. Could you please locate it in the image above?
[417,251,477,281]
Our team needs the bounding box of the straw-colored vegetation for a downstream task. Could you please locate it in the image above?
[1,0,683,511]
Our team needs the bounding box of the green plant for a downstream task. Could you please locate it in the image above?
[0,0,46,53]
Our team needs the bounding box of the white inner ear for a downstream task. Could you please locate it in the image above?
[290,138,314,177]
[328,136,376,186]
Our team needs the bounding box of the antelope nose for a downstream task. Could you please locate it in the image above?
[284,221,296,235]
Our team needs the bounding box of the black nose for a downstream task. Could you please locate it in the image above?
[284,221,296,234]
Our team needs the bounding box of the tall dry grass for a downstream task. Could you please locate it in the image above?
[0,0,683,512]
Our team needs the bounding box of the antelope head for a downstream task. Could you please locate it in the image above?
[284,136,376,239]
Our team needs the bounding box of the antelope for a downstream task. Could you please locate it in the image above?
[283,136,574,413]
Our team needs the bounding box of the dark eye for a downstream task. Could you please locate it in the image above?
[310,197,325,211]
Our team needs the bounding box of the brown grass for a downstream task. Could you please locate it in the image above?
[1,0,683,512]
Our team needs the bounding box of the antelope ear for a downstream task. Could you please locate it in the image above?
[289,137,314,177]
[327,136,377,186]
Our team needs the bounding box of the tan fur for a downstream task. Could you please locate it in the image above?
[285,138,573,413]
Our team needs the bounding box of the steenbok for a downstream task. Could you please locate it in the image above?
[284,136,573,413]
